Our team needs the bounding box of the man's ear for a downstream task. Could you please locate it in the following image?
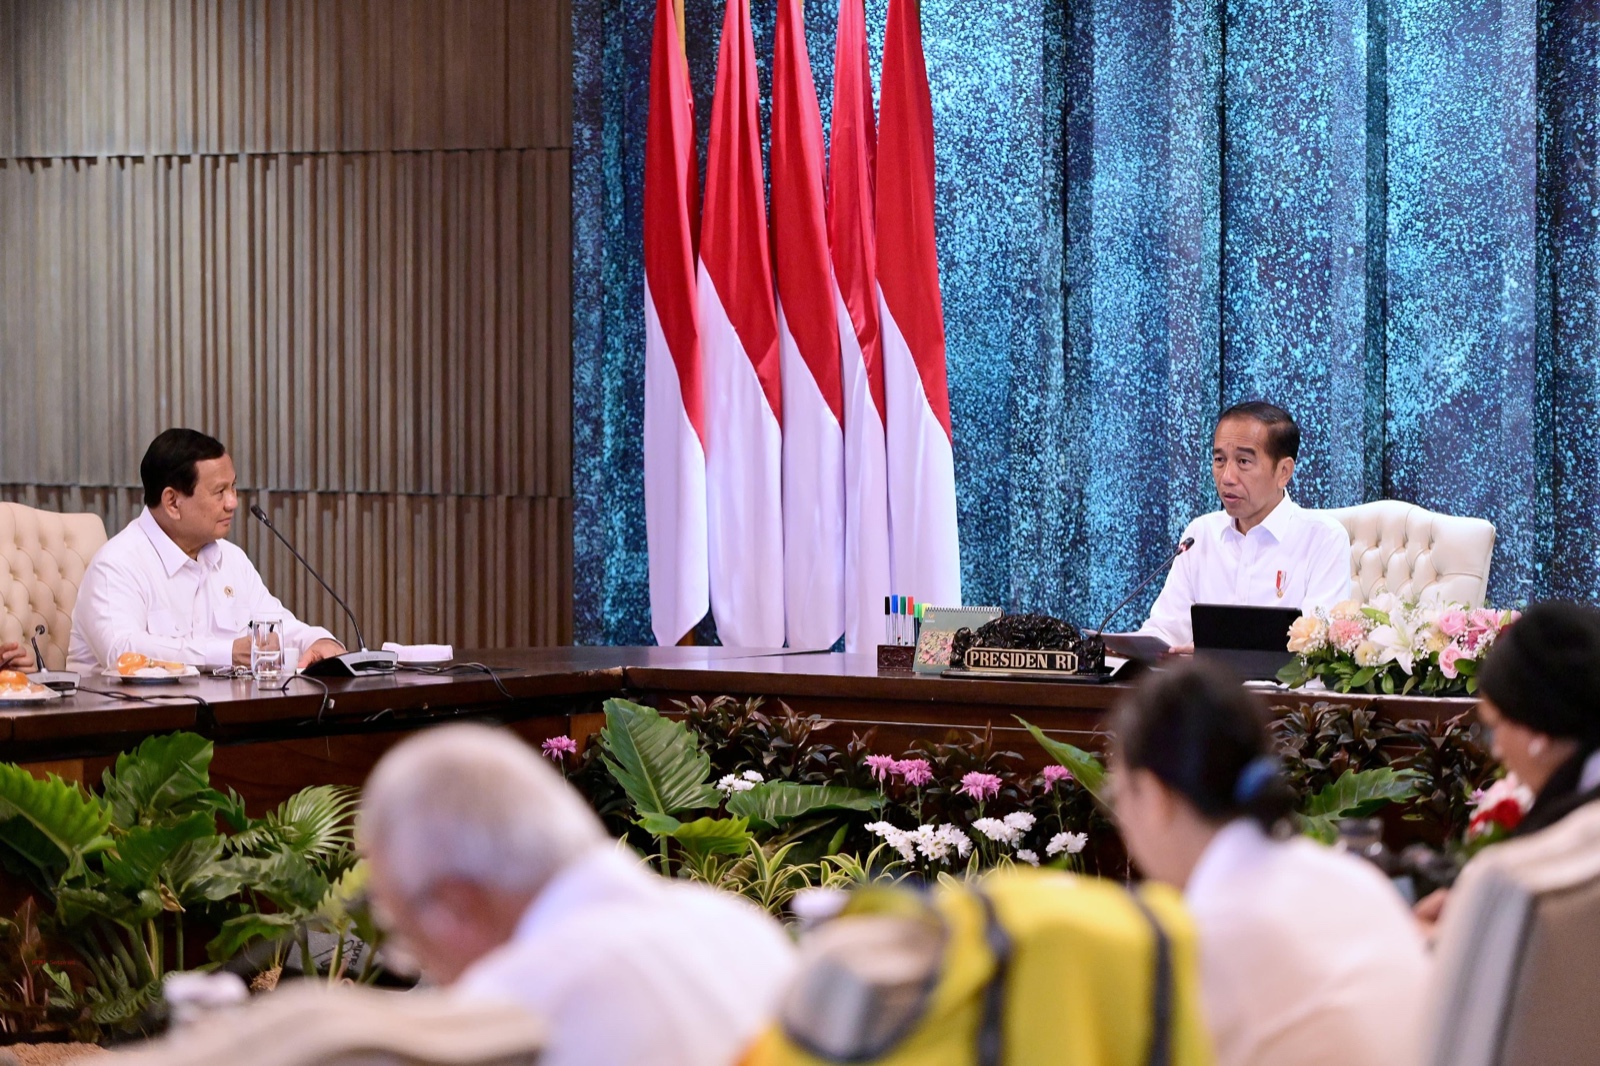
[1275,455,1296,490]
[159,486,184,519]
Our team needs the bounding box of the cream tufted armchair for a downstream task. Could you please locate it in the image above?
[1318,500,1496,607]
[0,502,109,670]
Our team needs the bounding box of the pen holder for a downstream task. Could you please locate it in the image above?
[876,644,915,673]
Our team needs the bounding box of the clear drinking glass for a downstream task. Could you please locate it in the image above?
[250,614,285,683]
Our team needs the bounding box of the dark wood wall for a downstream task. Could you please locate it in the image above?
[0,0,573,647]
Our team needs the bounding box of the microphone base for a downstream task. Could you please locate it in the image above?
[303,649,399,678]
[32,670,80,694]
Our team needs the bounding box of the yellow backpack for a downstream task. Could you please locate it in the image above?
[745,869,1215,1066]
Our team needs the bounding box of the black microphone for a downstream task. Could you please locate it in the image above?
[249,504,397,677]
[1093,537,1196,638]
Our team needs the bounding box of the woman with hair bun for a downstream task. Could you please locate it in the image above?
[1109,662,1429,1066]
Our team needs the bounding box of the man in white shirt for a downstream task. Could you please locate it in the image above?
[68,428,344,672]
[1140,402,1351,649]
[358,725,796,1066]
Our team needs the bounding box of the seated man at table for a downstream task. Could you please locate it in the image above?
[1140,402,1351,651]
[68,428,344,673]
[359,724,796,1066]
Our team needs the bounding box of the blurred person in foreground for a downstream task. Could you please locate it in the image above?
[1414,599,1600,933]
[1109,662,1429,1066]
[358,724,796,1066]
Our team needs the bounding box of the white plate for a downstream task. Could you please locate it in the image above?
[101,665,202,684]
[0,684,64,704]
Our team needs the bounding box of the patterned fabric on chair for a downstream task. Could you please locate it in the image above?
[1318,500,1496,607]
[0,502,109,670]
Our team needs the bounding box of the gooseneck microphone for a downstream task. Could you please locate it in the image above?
[249,504,397,677]
[1092,536,1196,637]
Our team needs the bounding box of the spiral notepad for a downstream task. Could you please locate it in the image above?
[913,605,1004,675]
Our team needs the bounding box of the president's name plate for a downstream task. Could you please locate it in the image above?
[961,647,1082,674]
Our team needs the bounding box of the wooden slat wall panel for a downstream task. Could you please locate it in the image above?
[0,0,574,648]
[0,0,571,158]
[0,151,570,498]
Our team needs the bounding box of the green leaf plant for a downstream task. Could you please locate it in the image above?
[1296,767,1424,844]
[0,733,375,1038]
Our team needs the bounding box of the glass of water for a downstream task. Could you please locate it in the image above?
[250,614,285,683]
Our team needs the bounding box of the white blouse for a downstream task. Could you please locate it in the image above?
[1184,820,1430,1066]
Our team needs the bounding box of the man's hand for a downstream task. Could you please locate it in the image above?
[232,636,252,667]
[1163,643,1195,657]
[0,642,36,672]
[299,638,346,670]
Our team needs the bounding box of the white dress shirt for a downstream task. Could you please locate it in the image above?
[1140,495,1351,647]
[1185,820,1430,1066]
[454,846,796,1066]
[68,508,336,672]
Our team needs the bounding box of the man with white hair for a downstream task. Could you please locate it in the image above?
[358,724,796,1066]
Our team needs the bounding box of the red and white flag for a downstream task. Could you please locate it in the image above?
[828,0,892,652]
[701,0,785,646]
[878,0,961,610]
[771,0,844,650]
[642,0,707,646]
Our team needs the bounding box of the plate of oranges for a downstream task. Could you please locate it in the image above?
[102,652,200,684]
[0,669,62,704]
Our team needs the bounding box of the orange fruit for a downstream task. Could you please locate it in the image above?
[0,670,27,689]
[116,652,150,675]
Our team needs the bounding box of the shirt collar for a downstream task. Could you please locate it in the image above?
[1220,493,1297,544]
[136,507,224,576]
[1184,818,1271,906]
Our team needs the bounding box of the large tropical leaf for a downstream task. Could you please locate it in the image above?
[1298,768,1422,844]
[598,699,720,818]
[99,812,217,892]
[228,785,358,862]
[99,732,214,827]
[725,782,882,830]
[216,850,332,915]
[0,764,113,879]
[1016,717,1109,806]
[207,912,298,964]
[666,816,755,861]
[56,884,163,928]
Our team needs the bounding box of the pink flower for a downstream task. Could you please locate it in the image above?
[1041,765,1073,790]
[1329,617,1366,653]
[1439,643,1465,679]
[541,736,578,760]
[865,754,897,783]
[1436,609,1468,638]
[893,759,933,787]
[958,771,1002,803]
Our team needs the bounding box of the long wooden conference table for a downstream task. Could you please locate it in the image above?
[1,647,1474,813]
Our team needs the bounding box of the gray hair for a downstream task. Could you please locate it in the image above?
[358,724,608,900]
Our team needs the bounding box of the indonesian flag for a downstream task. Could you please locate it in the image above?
[828,0,892,652]
[642,0,707,646]
[771,0,844,651]
[701,0,785,647]
[878,0,961,610]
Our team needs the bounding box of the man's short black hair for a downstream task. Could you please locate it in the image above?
[1216,401,1300,464]
[141,428,228,508]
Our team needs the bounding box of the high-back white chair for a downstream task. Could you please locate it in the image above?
[1318,500,1496,607]
[0,502,109,670]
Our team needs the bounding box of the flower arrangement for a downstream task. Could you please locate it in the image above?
[1279,595,1520,697]
[1461,773,1535,857]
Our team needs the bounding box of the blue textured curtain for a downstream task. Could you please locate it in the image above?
[572,0,1600,645]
